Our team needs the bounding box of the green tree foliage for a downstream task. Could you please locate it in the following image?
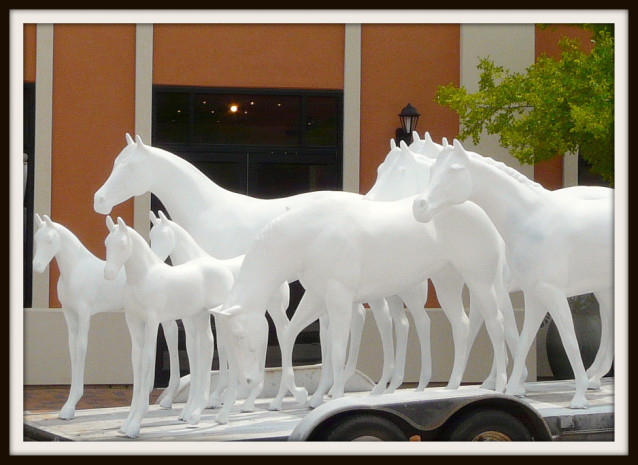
[436,24,614,184]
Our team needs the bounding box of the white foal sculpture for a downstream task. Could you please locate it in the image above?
[148,210,291,412]
[213,192,511,422]
[31,214,181,419]
[412,139,614,408]
[104,216,233,438]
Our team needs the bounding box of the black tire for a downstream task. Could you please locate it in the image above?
[323,414,408,441]
[446,408,533,441]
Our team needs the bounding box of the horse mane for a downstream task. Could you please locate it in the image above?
[467,150,545,192]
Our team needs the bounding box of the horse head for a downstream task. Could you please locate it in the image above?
[103,216,132,280]
[148,210,176,262]
[32,214,60,273]
[410,131,447,159]
[364,140,431,201]
[412,139,473,223]
[94,134,154,214]
[210,304,269,389]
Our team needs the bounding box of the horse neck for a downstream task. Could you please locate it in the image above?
[466,155,549,241]
[146,147,237,227]
[51,225,96,277]
[169,222,210,264]
[231,217,302,311]
[123,227,163,285]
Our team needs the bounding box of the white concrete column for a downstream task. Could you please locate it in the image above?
[460,24,536,180]
[133,23,153,239]
[343,24,361,194]
[32,24,55,308]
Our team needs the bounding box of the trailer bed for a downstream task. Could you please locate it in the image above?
[23,378,614,442]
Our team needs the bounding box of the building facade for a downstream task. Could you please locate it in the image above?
[21,19,598,386]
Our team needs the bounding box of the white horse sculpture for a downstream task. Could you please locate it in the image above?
[412,139,614,408]
[104,216,232,438]
[31,214,181,419]
[148,210,291,412]
[92,134,403,404]
[212,193,512,423]
[365,138,524,389]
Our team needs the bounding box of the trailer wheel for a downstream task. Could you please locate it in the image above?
[446,408,533,441]
[323,414,408,441]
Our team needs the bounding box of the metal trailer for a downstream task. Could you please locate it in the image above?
[23,378,613,442]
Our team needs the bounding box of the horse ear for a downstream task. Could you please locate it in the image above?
[412,131,420,142]
[106,216,115,232]
[149,210,158,225]
[135,135,145,147]
[210,305,243,319]
[117,217,127,229]
[424,132,432,143]
[390,138,396,150]
[43,215,54,227]
[158,210,168,221]
[442,137,449,147]
[34,213,43,229]
[125,133,134,145]
[453,139,465,151]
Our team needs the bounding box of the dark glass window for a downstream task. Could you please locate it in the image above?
[24,83,35,308]
[151,86,343,387]
[153,92,190,145]
[193,93,301,146]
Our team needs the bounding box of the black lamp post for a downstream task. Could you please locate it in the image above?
[396,103,420,144]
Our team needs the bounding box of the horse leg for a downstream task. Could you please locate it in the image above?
[59,308,84,420]
[309,313,333,408]
[367,299,395,395]
[430,270,469,390]
[323,281,354,400]
[179,317,199,422]
[120,310,144,434]
[481,273,521,390]
[156,320,180,409]
[505,292,546,398]
[185,311,214,425]
[399,284,431,392]
[537,284,589,408]
[269,292,322,411]
[215,367,238,424]
[208,315,228,408]
[341,304,366,388]
[384,295,410,394]
[587,289,614,389]
[123,316,159,438]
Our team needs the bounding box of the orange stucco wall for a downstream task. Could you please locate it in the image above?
[360,24,460,308]
[153,24,344,89]
[24,24,36,82]
[360,24,460,195]
[49,24,136,306]
[533,25,594,190]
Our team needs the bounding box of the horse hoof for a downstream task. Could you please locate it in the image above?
[58,406,75,420]
[505,384,526,398]
[295,388,308,406]
[309,395,324,409]
[159,398,173,409]
[480,378,496,390]
[123,423,140,439]
[268,399,283,411]
[370,384,385,396]
[588,378,602,390]
[215,413,229,425]
[569,397,590,409]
